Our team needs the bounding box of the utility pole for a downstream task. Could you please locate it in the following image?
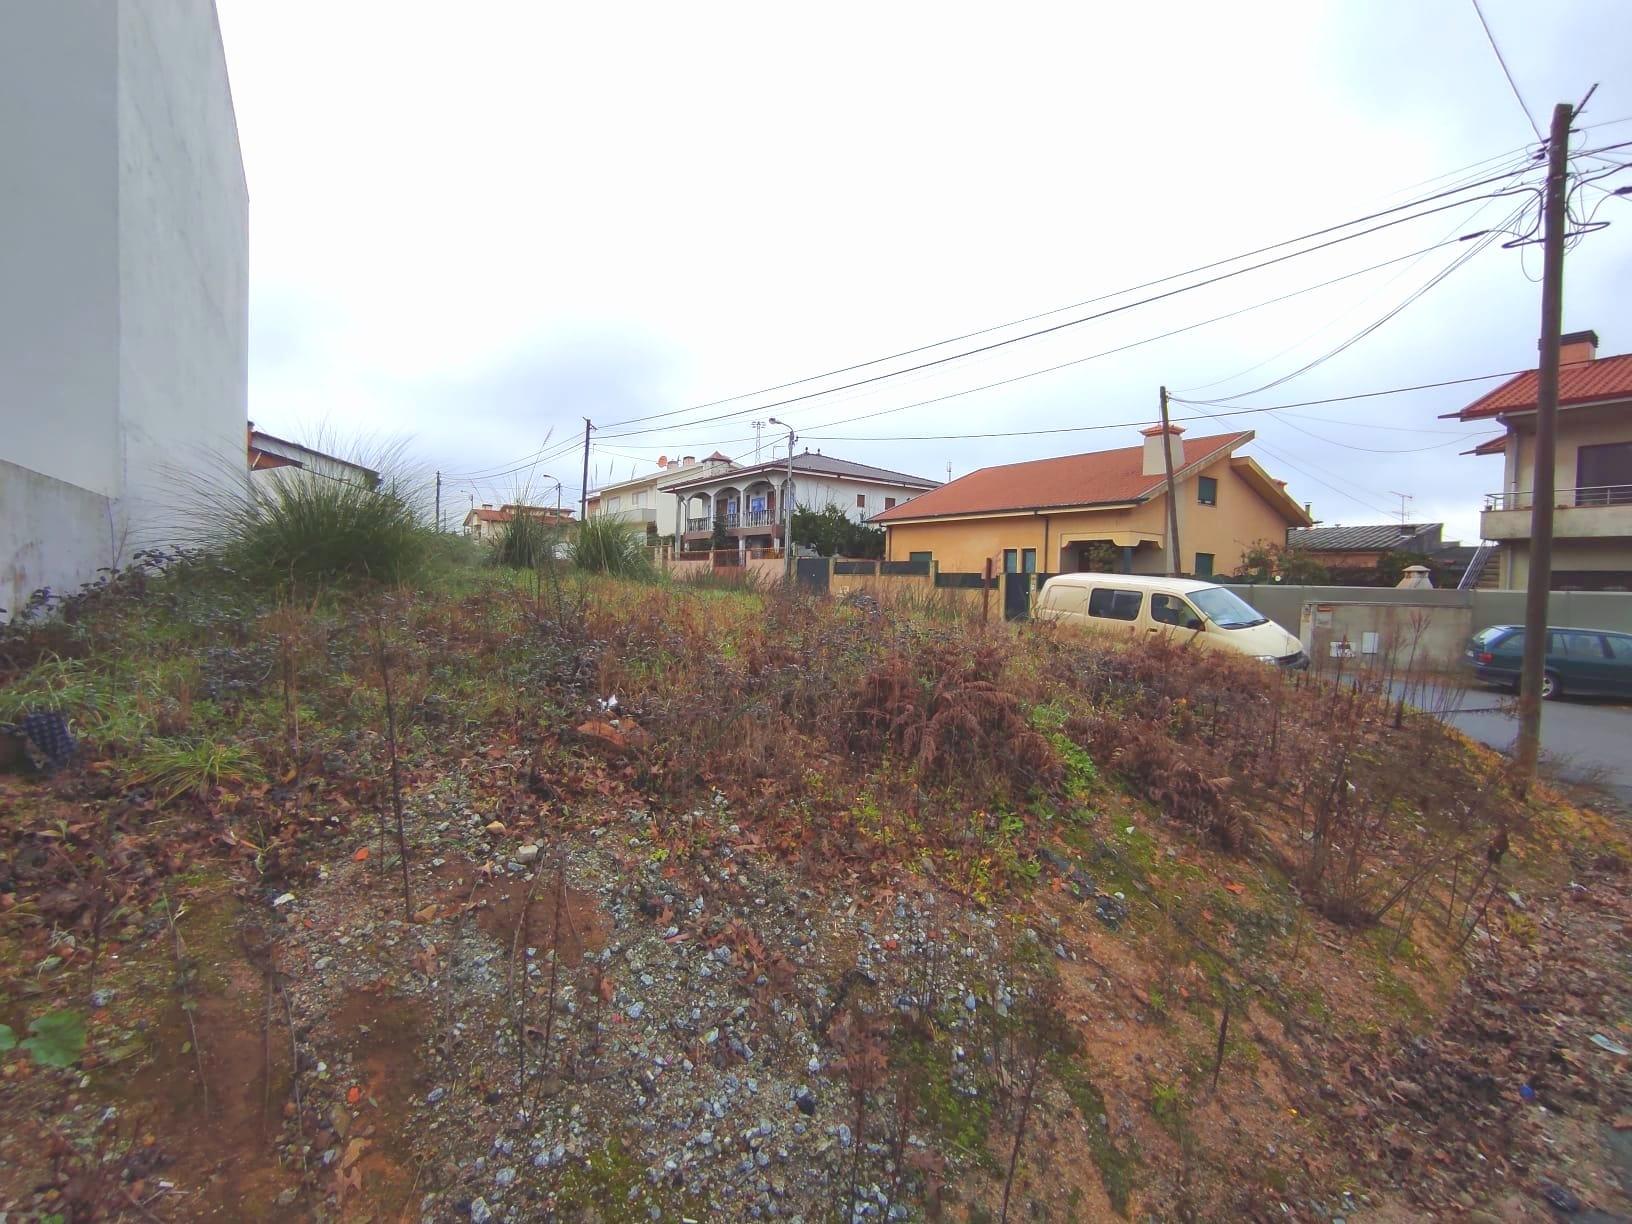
[578,418,593,522]
[435,470,441,533]
[769,417,795,579]
[1159,386,1182,577]
[1515,101,1573,783]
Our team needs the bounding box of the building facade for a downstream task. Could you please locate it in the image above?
[664,453,940,555]
[585,452,736,541]
[872,427,1311,576]
[463,504,575,542]
[1453,330,1632,591]
[1,1,248,615]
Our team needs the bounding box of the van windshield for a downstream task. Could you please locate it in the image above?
[1189,586,1268,629]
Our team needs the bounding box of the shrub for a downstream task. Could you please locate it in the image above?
[494,511,568,570]
[190,444,432,591]
[128,737,264,805]
[851,638,1060,801]
[570,517,656,579]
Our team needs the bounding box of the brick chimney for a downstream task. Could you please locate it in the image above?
[682,455,695,466]
[1555,328,1598,366]
[1141,423,1185,478]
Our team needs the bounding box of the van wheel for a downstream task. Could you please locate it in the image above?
[1541,671,1561,701]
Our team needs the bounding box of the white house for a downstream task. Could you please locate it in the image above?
[663,451,941,555]
[249,426,381,489]
[0,1,248,616]
[585,452,736,540]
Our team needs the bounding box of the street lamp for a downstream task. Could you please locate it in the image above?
[767,417,796,579]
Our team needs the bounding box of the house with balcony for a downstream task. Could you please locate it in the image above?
[872,425,1311,576]
[1450,329,1632,591]
[585,452,735,541]
[664,452,940,556]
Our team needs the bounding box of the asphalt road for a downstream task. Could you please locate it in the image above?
[1423,681,1632,810]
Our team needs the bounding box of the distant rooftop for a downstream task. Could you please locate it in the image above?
[1287,523,1442,552]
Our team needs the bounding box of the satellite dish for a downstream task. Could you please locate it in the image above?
[657,455,668,467]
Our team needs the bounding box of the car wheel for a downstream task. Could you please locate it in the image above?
[1541,671,1561,701]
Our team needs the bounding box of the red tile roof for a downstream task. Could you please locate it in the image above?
[872,431,1252,522]
[1454,352,1632,419]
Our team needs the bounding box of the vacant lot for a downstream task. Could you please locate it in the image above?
[2,552,1630,1221]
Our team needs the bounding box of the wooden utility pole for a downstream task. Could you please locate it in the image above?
[1515,101,1573,783]
[1159,386,1182,577]
[578,418,594,522]
[769,417,796,579]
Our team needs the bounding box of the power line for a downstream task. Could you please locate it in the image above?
[1470,0,1542,142]
[766,234,1494,444]
[802,365,1531,443]
[595,186,1536,447]
[590,165,1539,437]
[1174,204,1523,406]
[1175,159,1535,395]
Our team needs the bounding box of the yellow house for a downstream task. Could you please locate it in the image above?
[872,426,1312,577]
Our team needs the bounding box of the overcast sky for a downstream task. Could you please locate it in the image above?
[216,0,1632,541]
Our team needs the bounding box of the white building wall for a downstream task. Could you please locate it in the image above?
[0,0,247,615]
[117,0,250,543]
[792,476,930,522]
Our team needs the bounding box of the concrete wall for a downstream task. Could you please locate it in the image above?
[0,4,121,497]
[1225,583,1632,666]
[116,0,250,544]
[1,461,120,616]
[0,1,246,613]
[882,451,1297,576]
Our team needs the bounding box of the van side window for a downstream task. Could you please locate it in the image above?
[1087,587,1142,621]
[1151,594,1202,630]
[1608,635,1632,661]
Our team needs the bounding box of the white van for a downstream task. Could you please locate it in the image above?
[1035,574,1307,668]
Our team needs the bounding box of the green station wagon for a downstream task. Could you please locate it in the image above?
[1465,624,1632,699]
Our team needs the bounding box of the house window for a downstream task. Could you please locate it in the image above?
[908,551,933,564]
[1003,549,1019,573]
[607,496,622,511]
[1087,587,1142,621]
[856,493,866,508]
[1576,441,1632,505]
[1197,476,1218,506]
[884,497,897,510]
[1194,552,1215,577]
[631,490,647,507]
[1021,548,1037,573]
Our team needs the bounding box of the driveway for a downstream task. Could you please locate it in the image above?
[1408,680,1632,811]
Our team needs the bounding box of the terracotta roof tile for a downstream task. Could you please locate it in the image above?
[872,432,1250,522]
[1456,352,1632,419]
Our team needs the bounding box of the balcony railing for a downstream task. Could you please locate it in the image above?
[743,508,778,527]
[1484,485,1632,511]
[685,517,709,533]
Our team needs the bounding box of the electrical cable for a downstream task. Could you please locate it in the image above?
[1470,0,1543,142]
[589,166,1539,436]
[594,197,1533,447]
[1174,158,1536,395]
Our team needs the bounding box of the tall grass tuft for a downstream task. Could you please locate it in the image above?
[569,517,656,579]
[494,511,567,570]
[188,441,433,592]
